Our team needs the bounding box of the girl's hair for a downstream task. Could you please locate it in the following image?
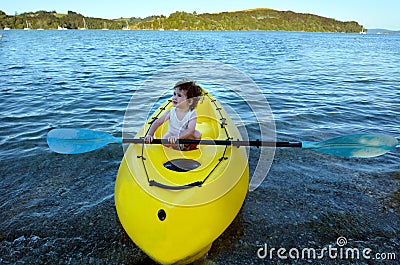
[174,79,203,110]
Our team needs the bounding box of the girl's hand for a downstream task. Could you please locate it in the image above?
[144,135,154,144]
[168,135,178,144]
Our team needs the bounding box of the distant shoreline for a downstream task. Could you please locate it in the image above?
[1,8,364,33]
[2,28,399,35]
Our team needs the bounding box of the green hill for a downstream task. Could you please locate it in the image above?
[0,10,129,30]
[134,9,363,32]
[0,8,363,32]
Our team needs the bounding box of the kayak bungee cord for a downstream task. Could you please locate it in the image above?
[138,93,234,190]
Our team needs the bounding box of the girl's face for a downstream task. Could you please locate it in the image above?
[172,88,191,109]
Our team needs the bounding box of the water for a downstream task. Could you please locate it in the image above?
[1,30,399,264]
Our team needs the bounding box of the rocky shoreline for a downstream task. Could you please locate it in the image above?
[1,146,398,264]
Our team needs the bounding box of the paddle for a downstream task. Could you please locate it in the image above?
[47,128,122,155]
[47,128,398,158]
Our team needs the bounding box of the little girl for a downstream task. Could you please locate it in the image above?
[145,79,203,150]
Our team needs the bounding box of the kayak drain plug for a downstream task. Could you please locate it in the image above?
[158,209,166,221]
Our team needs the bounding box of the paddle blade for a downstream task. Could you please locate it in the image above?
[47,128,122,154]
[302,134,398,158]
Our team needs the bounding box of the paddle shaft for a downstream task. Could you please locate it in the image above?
[122,138,302,148]
[47,128,397,157]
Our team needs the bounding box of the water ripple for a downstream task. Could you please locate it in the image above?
[1,31,399,161]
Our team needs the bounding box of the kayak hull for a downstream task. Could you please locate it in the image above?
[115,92,249,264]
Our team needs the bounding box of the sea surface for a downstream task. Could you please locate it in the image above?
[1,30,399,264]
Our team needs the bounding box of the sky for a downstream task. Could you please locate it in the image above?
[1,0,399,30]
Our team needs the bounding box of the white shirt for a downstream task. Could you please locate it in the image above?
[168,108,195,135]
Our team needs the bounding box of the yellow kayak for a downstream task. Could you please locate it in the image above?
[115,91,249,264]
